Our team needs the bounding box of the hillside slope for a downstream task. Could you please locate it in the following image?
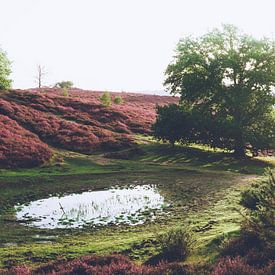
[0,88,177,168]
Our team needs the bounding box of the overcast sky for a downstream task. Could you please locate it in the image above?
[1,0,274,93]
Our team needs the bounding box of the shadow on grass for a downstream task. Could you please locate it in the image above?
[139,143,275,174]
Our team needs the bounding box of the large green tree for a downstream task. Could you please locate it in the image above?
[161,25,275,157]
[0,47,12,90]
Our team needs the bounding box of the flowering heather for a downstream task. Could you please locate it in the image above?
[3,255,196,275]
[0,89,177,167]
[0,96,130,154]
[4,88,177,134]
[0,115,52,168]
[211,256,275,275]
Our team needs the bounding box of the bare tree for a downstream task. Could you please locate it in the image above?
[35,64,47,88]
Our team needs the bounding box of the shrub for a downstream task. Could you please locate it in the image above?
[221,231,263,258]
[0,88,178,167]
[61,87,69,97]
[6,255,199,275]
[54,81,73,89]
[240,170,275,248]
[211,256,275,275]
[100,91,112,107]
[156,227,192,262]
[0,115,53,168]
[240,189,260,210]
[114,95,123,104]
[216,170,275,273]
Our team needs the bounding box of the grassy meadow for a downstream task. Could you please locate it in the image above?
[0,140,274,269]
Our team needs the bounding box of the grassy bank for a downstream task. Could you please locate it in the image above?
[0,143,274,269]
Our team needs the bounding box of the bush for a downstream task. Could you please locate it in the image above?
[156,227,192,262]
[114,95,123,104]
[100,91,112,107]
[0,115,53,168]
[211,256,275,275]
[240,170,275,248]
[61,87,69,97]
[153,104,189,146]
[5,255,199,275]
[216,170,275,274]
[240,189,261,210]
[221,231,263,259]
[54,81,73,89]
[0,88,178,167]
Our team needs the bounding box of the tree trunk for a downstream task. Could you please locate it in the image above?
[233,138,246,158]
[233,146,246,158]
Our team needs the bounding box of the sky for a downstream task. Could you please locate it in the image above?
[1,0,275,94]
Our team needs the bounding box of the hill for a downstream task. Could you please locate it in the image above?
[0,88,177,168]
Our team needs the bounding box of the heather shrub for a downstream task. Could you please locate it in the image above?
[100,91,112,107]
[211,256,275,275]
[0,265,31,275]
[7,255,199,275]
[244,248,274,267]
[240,170,275,248]
[220,232,274,268]
[155,227,192,262]
[114,95,123,104]
[221,231,263,258]
[0,88,178,165]
[0,115,53,168]
[10,265,30,275]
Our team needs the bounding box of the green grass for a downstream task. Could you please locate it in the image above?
[0,142,274,269]
[137,143,275,174]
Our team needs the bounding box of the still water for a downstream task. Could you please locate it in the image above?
[15,185,167,229]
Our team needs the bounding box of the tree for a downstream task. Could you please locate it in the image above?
[162,24,275,157]
[55,81,74,89]
[100,91,112,107]
[114,96,123,104]
[35,64,47,88]
[0,47,12,90]
[153,104,190,146]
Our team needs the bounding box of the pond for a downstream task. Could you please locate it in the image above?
[15,185,168,229]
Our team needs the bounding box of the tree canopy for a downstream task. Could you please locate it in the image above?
[0,47,12,90]
[54,81,74,89]
[154,25,275,157]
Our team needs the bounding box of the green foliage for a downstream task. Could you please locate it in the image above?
[156,227,192,261]
[153,104,190,146]
[62,87,69,97]
[240,189,260,210]
[114,96,123,104]
[55,81,74,89]
[162,24,275,157]
[0,48,12,90]
[100,91,112,107]
[240,169,275,248]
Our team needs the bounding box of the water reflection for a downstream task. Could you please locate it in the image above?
[15,185,167,229]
